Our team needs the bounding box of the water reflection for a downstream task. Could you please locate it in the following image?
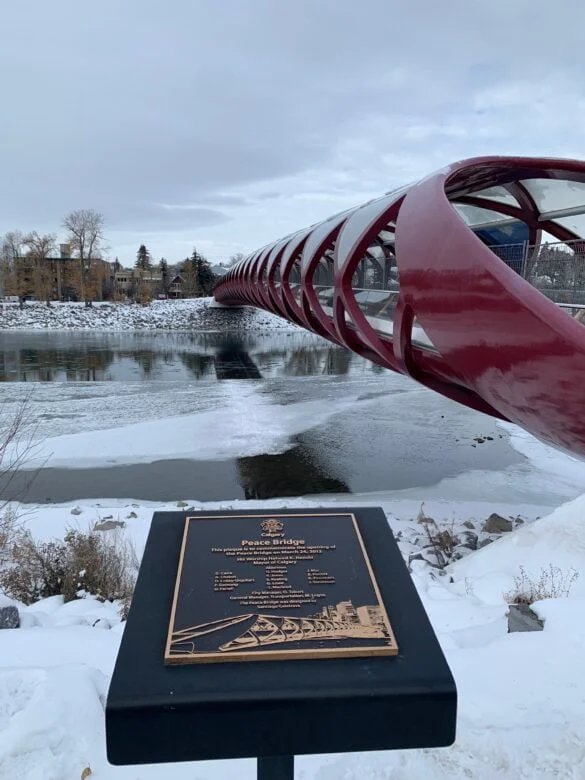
[214,338,262,380]
[0,331,366,382]
[178,352,215,380]
[237,440,350,499]
[0,437,351,503]
[0,330,377,502]
[0,346,116,382]
[132,350,158,377]
[283,345,351,376]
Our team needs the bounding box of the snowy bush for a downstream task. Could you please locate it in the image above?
[0,527,138,608]
[0,506,20,565]
[0,531,67,603]
[61,528,138,604]
[505,564,579,606]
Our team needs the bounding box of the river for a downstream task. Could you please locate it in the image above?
[0,330,523,503]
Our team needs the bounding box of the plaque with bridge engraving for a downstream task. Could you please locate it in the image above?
[165,512,398,663]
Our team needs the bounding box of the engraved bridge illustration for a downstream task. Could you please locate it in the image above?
[169,600,391,656]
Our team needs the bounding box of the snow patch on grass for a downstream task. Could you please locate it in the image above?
[451,492,585,601]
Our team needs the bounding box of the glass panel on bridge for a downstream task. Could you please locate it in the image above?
[353,289,399,330]
[379,229,395,243]
[289,260,302,304]
[553,213,585,239]
[317,287,335,315]
[343,291,438,353]
[312,255,335,315]
[341,218,439,352]
[472,186,520,207]
[335,194,399,267]
[453,203,515,227]
[521,179,585,217]
[344,222,405,340]
[260,255,271,295]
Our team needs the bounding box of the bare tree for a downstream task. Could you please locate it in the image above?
[1,230,25,263]
[0,231,25,297]
[62,209,105,301]
[0,395,44,526]
[23,231,56,258]
[23,232,57,303]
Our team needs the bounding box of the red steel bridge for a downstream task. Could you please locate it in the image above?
[214,156,585,458]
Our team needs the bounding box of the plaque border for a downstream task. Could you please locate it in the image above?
[164,512,398,664]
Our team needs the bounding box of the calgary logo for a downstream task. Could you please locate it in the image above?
[260,518,284,537]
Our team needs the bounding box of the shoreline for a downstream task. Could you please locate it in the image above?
[0,298,303,333]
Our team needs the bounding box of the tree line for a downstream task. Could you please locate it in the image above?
[0,209,219,303]
[130,245,216,303]
[0,209,107,303]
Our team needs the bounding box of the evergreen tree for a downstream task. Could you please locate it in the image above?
[191,247,215,296]
[181,256,197,296]
[135,244,152,272]
[159,257,169,294]
[197,256,215,296]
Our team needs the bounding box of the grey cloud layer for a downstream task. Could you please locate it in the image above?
[1,0,585,259]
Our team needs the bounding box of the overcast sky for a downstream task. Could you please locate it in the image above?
[1,0,585,265]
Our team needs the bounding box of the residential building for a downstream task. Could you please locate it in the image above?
[168,274,186,299]
[7,248,114,301]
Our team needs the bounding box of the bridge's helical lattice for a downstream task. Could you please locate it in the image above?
[215,156,585,458]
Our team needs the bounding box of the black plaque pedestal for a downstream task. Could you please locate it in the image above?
[106,508,457,776]
[258,755,294,780]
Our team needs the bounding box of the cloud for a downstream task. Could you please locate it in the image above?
[108,203,232,231]
[1,0,585,262]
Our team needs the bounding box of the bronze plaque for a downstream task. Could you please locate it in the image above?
[165,512,398,664]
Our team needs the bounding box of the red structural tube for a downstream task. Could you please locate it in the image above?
[215,156,585,458]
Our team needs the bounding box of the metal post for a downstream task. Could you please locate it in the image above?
[521,240,529,279]
[257,755,294,780]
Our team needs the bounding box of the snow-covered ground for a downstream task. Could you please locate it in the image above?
[1,489,584,780]
[0,299,302,332]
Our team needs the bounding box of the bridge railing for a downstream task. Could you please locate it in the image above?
[312,285,437,351]
[490,239,585,315]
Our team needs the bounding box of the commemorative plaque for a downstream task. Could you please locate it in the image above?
[106,507,457,774]
[165,512,397,664]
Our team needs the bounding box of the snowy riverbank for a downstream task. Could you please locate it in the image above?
[0,492,584,779]
[0,298,302,332]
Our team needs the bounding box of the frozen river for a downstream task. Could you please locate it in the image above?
[0,330,584,505]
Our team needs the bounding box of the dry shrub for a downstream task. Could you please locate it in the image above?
[417,504,458,568]
[0,531,67,603]
[61,528,138,603]
[0,527,138,608]
[505,564,580,606]
[0,506,21,565]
